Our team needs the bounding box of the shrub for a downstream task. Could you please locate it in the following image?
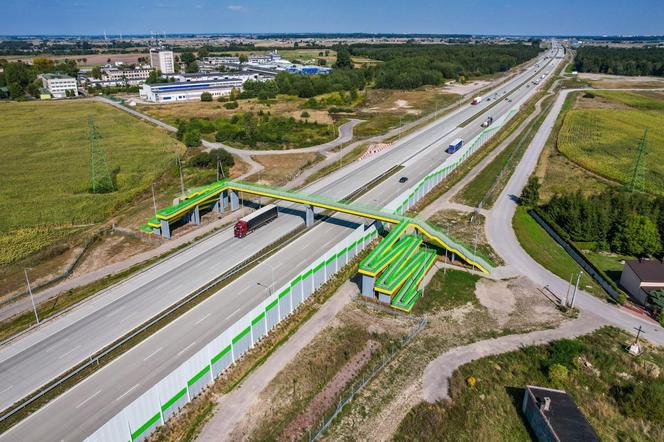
[200,92,213,102]
[548,363,569,387]
[659,314,664,328]
[224,101,239,109]
[616,378,664,422]
[217,96,227,102]
[300,111,310,119]
[183,129,201,148]
[545,339,586,370]
[616,292,627,305]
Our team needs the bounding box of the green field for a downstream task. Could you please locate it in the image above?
[395,327,664,441]
[512,207,603,297]
[0,100,182,265]
[413,268,479,315]
[557,91,664,194]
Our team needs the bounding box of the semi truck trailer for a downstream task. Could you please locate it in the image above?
[234,204,279,238]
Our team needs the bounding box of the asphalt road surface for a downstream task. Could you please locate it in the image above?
[0,48,561,440]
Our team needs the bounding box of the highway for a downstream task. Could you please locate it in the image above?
[0,47,561,440]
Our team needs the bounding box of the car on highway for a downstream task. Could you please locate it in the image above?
[399,176,409,183]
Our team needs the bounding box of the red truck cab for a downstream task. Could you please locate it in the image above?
[234,220,249,238]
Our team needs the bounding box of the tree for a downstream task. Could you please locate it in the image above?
[611,213,661,256]
[334,46,353,69]
[648,289,664,313]
[224,100,239,109]
[180,52,196,65]
[91,66,102,79]
[238,54,248,64]
[197,47,209,58]
[300,111,310,119]
[520,176,541,206]
[185,61,199,73]
[183,129,201,147]
[32,57,55,73]
[200,92,213,102]
[317,58,327,66]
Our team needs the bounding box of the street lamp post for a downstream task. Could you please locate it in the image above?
[257,282,273,296]
[24,268,40,325]
[570,271,582,308]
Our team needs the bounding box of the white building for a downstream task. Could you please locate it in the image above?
[41,73,78,98]
[150,49,175,74]
[102,66,153,84]
[620,259,664,305]
[140,77,248,103]
[172,72,260,83]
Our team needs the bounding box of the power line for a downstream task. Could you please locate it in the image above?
[89,115,115,193]
[627,128,648,193]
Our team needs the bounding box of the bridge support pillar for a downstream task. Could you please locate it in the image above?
[191,205,201,225]
[378,293,392,304]
[160,219,171,239]
[305,205,314,227]
[230,190,239,211]
[361,274,375,298]
[214,190,227,213]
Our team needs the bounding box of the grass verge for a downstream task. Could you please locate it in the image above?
[413,268,480,315]
[512,206,603,297]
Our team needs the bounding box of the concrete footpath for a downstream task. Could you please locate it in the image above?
[196,281,357,441]
[422,311,607,403]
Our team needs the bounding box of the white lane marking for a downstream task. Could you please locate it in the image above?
[143,347,163,361]
[177,341,197,357]
[0,385,13,395]
[195,313,211,325]
[116,384,140,402]
[58,345,82,360]
[76,389,102,409]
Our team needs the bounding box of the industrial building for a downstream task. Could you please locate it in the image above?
[102,66,152,84]
[172,72,261,83]
[620,258,664,305]
[150,48,175,74]
[41,73,78,98]
[522,385,599,442]
[140,77,246,103]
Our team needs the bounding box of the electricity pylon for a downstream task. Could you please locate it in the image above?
[627,129,648,193]
[89,116,115,193]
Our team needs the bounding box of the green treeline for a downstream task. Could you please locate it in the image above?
[573,46,664,77]
[350,43,541,89]
[542,190,664,256]
[239,69,366,99]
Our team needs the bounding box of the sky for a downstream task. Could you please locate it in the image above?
[1,0,663,36]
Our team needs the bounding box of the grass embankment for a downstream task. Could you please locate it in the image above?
[302,144,369,186]
[557,90,664,195]
[427,210,503,267]
[413,269,480,315]
[395,327,664,442]
[512,207,603,297]
[455,95,555,209]
[248,153,324,186]
[353,88,459,138]
[0,100,183,266]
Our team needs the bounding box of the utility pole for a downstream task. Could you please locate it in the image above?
[24,269,40,325]
[176,151,185,196]
[564,273,573,307]
[570,271,582,308]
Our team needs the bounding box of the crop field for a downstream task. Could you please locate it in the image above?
[557,91,664,194]
[0,100,182,265]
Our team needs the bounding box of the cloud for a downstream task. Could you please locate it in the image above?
[227,4,247,12]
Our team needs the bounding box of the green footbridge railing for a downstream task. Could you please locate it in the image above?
[143,179,493,276]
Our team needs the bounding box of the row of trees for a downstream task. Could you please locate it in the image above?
[541,190,664,257]
[349,43,541,89]
[573,46,664,77]
[238,69,366,100]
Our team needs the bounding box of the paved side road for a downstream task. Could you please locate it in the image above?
[422,311,606,403]
[485,89,664,346]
